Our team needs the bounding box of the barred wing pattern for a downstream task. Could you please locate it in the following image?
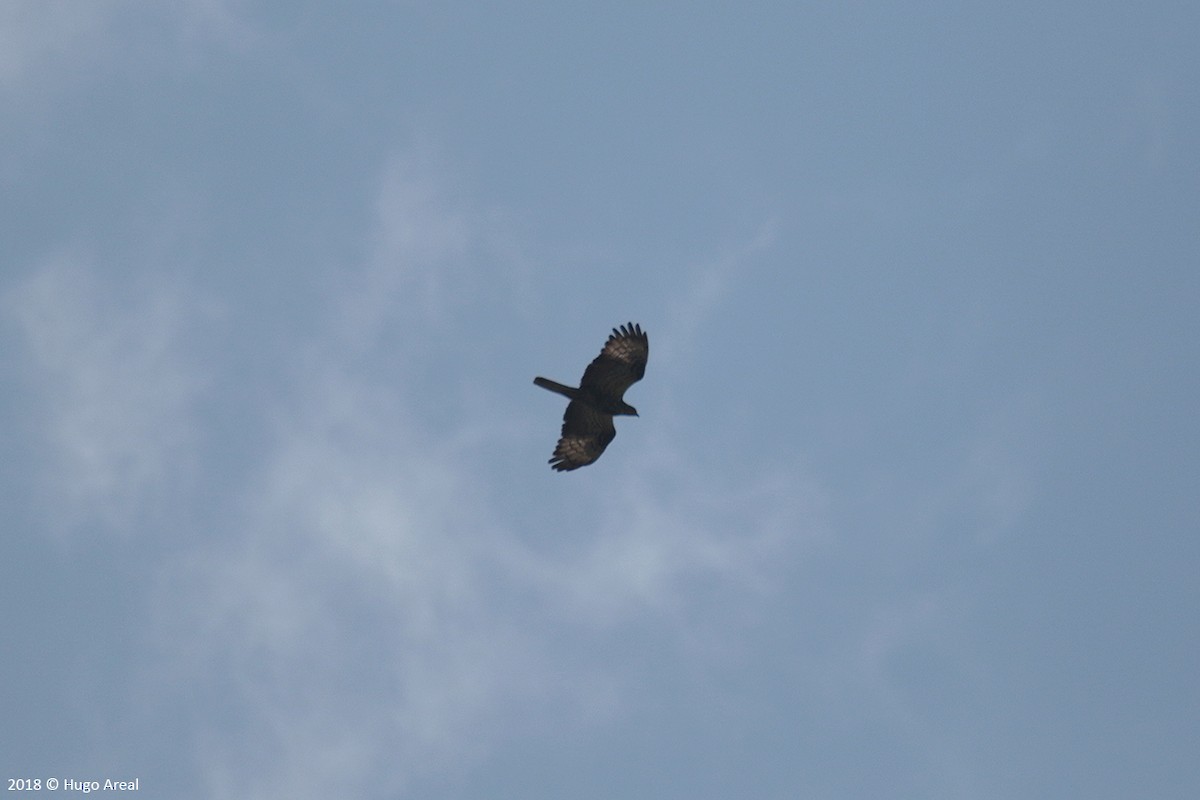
[578,322,649,404]
[548,402,616,471]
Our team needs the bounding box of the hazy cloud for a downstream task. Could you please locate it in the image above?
[5,254,205,536]
[136,151,816,796]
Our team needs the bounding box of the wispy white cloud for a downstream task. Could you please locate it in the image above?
[0,2,262,96]
[4,253,206,537]
[330,151,475,353]
[160,372,813,796]
[535,467,809,627]
[0,1,121,91]
[158,400,531,796]
[660,216,778,367]
[139,149,818,797]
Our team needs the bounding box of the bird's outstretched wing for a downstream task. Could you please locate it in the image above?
[578,322,649,403]
[548,401,616,471]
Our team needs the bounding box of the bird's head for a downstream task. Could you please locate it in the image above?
[617,402,638,417]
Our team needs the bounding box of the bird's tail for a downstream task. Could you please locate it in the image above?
[533,377,580,400]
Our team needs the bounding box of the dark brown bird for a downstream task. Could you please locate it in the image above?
[534,322,649,471]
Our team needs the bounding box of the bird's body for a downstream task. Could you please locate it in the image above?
[534,322,648,471]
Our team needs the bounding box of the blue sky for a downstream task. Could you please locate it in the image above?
[2,3,1197,798]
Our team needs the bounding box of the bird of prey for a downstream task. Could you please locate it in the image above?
[534,322,649,471]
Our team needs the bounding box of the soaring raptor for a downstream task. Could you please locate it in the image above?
[534,322,649,471]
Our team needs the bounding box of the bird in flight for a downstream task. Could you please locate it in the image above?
[534,322,649,471]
